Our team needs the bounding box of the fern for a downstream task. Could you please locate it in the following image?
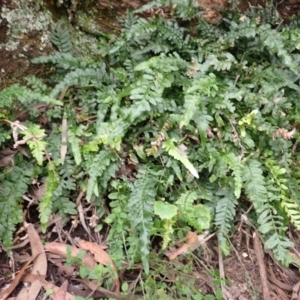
[0,84,62,108]
[68,124,84,165]
[163,139,199,178]
[215,185,238,255]
[242,159,267,210]
[50,67,106,98]
[20,123,47,166]
[50,20,73,53]
[39,163,59,232]
[32,52,88,70]
[182,73,218,127]
[86,149,119,202]
[243,159,293,263]
[265,157,300,232]
[0,163,34,249]
[222,152,243,198]
[281,195,300,231]
[127,166,158,274]
[175,191,210,231]
[24,76,49,94]
[3,1,300,280]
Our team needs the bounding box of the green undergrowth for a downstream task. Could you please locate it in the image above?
[1,0,300,297]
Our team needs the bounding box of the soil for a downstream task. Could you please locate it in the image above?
[1,217,300,299]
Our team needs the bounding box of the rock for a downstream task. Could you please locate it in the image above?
[0,0,53,89]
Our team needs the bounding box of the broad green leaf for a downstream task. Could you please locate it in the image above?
[154,201,178,220]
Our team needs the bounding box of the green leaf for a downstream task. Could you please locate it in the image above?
[127,166,158,274]
[163,139,199,178]
[21,124,47,166]
[39,164,59,233]
[154,201,178,220]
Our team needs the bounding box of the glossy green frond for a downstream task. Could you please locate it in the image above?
[127,166,158,274]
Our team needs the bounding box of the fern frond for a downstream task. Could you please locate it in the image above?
[242,159,267,210]
[0,164,34,249]
[127,165,158,274]
[281,195,300,231]
[32,52,88,70]
[265,158,300,232]
[50,67,105,98]
[50,20,73,53]
[39,164,59,232]
[20,124,47,166]
[175,191,211,231]
[162,219,175,250]
[0,84,63,108]
[215,186,238,255]
[259,25,296,73]
[24,76,49,94]
[243,159,293,263]
[86,150,119,202]
[163,139,199,178]
[222,153,243,198]
[176,190,198,208]
[68,124,85,165]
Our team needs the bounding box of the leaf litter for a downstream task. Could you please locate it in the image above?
[2,205,300,299]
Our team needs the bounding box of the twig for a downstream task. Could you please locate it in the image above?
[253,230,271,300]
[217,242,228,300]
[76,190,95,241]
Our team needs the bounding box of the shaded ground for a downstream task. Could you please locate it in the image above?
[1,209,300,299]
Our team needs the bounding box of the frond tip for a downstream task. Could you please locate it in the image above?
[163,139,199,178]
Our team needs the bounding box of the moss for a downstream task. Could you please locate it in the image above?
[0,0,53,51]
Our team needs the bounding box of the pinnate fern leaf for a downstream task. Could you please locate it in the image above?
[0,164,34,249]
[243,159,293,263]
[222,153,243,198]
[175,191,210,231]
[281,195,300,231]
[0,84,62,108]
[21,124,47,166]
[215,186,238,255]
[39,164,59,232]
[86,150,119,202]
[163,139,199,178]
[50,20,73,53]
[242,159,267,209]
[127,166,158,274]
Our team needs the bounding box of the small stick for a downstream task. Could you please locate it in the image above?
[253,231,271,300]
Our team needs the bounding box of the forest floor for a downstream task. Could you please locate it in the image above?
[1,213,300,300]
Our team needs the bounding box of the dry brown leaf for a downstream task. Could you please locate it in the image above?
[78,240,120,295]
[292,280,300,300]
[60,116,68,165]
[81,279,120,299]
[39,279,75,300]
[48,258,75,276]
[177,144,187,156]
[0,148,16,168]
[53,280,68,300]
[0,256,36,300]
[78,240,112,265]
[168,231,213,260]
[16,223,47,300]
[273,127,296,140]
[44,242,96,269]
[168,231,198,260]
